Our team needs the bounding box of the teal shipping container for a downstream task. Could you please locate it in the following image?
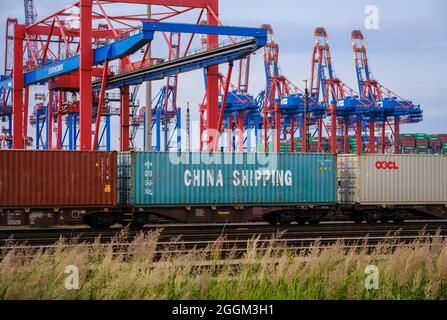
[126,152,336,206]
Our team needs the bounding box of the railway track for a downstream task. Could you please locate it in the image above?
[1,221,446,251]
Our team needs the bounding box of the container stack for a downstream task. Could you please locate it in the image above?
[265,133,446,154]
[428,135,441,154]
[348,136,367,154]
[399,133,447,155]
[414,133,429,154]
[348,137,356,154]
[279,140,301,153]
[364,137,378,154]
[399,134,416,154]
[308,138,320,152]
[440,134,447,155]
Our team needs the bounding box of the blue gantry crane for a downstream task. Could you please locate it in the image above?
[352,30,423,153]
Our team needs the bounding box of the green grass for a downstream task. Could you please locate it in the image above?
[0,229,446,300]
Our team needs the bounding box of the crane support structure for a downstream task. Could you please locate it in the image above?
[1,1,422,154]
[7,0,267,151]
[352,30,423,154]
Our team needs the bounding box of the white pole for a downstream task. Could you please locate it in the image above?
[145,4,152,151]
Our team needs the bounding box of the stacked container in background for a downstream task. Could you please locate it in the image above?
[414,133,429,154]
[399,133,447,155]
[440,134,447,155]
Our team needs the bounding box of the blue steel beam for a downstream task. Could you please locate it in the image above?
[24,31,154,85]
[102,50,255,89]
[0,77,13,90]
[96,39,261,90]
[144,22,267,44]
[15,22,267,88]
[25,22,266,86]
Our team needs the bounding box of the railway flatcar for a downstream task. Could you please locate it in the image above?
[0,151,446,229]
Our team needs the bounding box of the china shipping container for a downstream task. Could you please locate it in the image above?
[125,152,337,206]
[337,154,447,205]
[0,150,117,208]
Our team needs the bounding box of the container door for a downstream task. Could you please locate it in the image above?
[337,156,358,204]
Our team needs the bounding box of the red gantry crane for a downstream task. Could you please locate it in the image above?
[2,0,267,153]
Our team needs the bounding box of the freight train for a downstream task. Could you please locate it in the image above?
[0,151,446,229]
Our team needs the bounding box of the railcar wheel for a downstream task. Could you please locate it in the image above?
[264,216,278,226]
[350,215,364,224]
[83,214,113,230]
[392,210,408,224]
[308,217,321,225]
[308,211,326,225]
[295,217,307,225]
[366,212,380,224]
[277,212,294,226]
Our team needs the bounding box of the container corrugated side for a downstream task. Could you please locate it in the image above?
[117,153,131,206]
[0,151,117,207]
[337,154,447,205]
[130,152,336,206]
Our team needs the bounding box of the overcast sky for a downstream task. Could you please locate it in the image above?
[0,0,446,150]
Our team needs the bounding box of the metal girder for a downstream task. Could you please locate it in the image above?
[24,31,154,85]
[143,21,267,40]
[0,77,13,90]
[23,21,266,87]
[104,0,209,7]
[25,25,129,38]
[93,39,262,90]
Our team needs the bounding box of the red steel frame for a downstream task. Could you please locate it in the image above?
[261,25,325,154]
[11,0,220,151]
[310,28,342,155]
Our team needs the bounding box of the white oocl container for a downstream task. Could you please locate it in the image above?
[337,154,447,205]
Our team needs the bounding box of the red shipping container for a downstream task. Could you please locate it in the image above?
[399,137,415,147]
[0,151,117,208]
[309,144,319,152]
[415,140,428,147]
[429,140,441,148]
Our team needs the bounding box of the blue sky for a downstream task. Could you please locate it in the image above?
[0,0,446,150]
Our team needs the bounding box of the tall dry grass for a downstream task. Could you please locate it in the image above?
[0,228,446,300]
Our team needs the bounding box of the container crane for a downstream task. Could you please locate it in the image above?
[311,27,372,154]
[0,18,18,149]
[6,1,267,153]
[141,32,182,152]
[25,0,56,150]
[352,30,423,154]
[262,25,324,153]
[199,25,262,153]
[24,0,38,64]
